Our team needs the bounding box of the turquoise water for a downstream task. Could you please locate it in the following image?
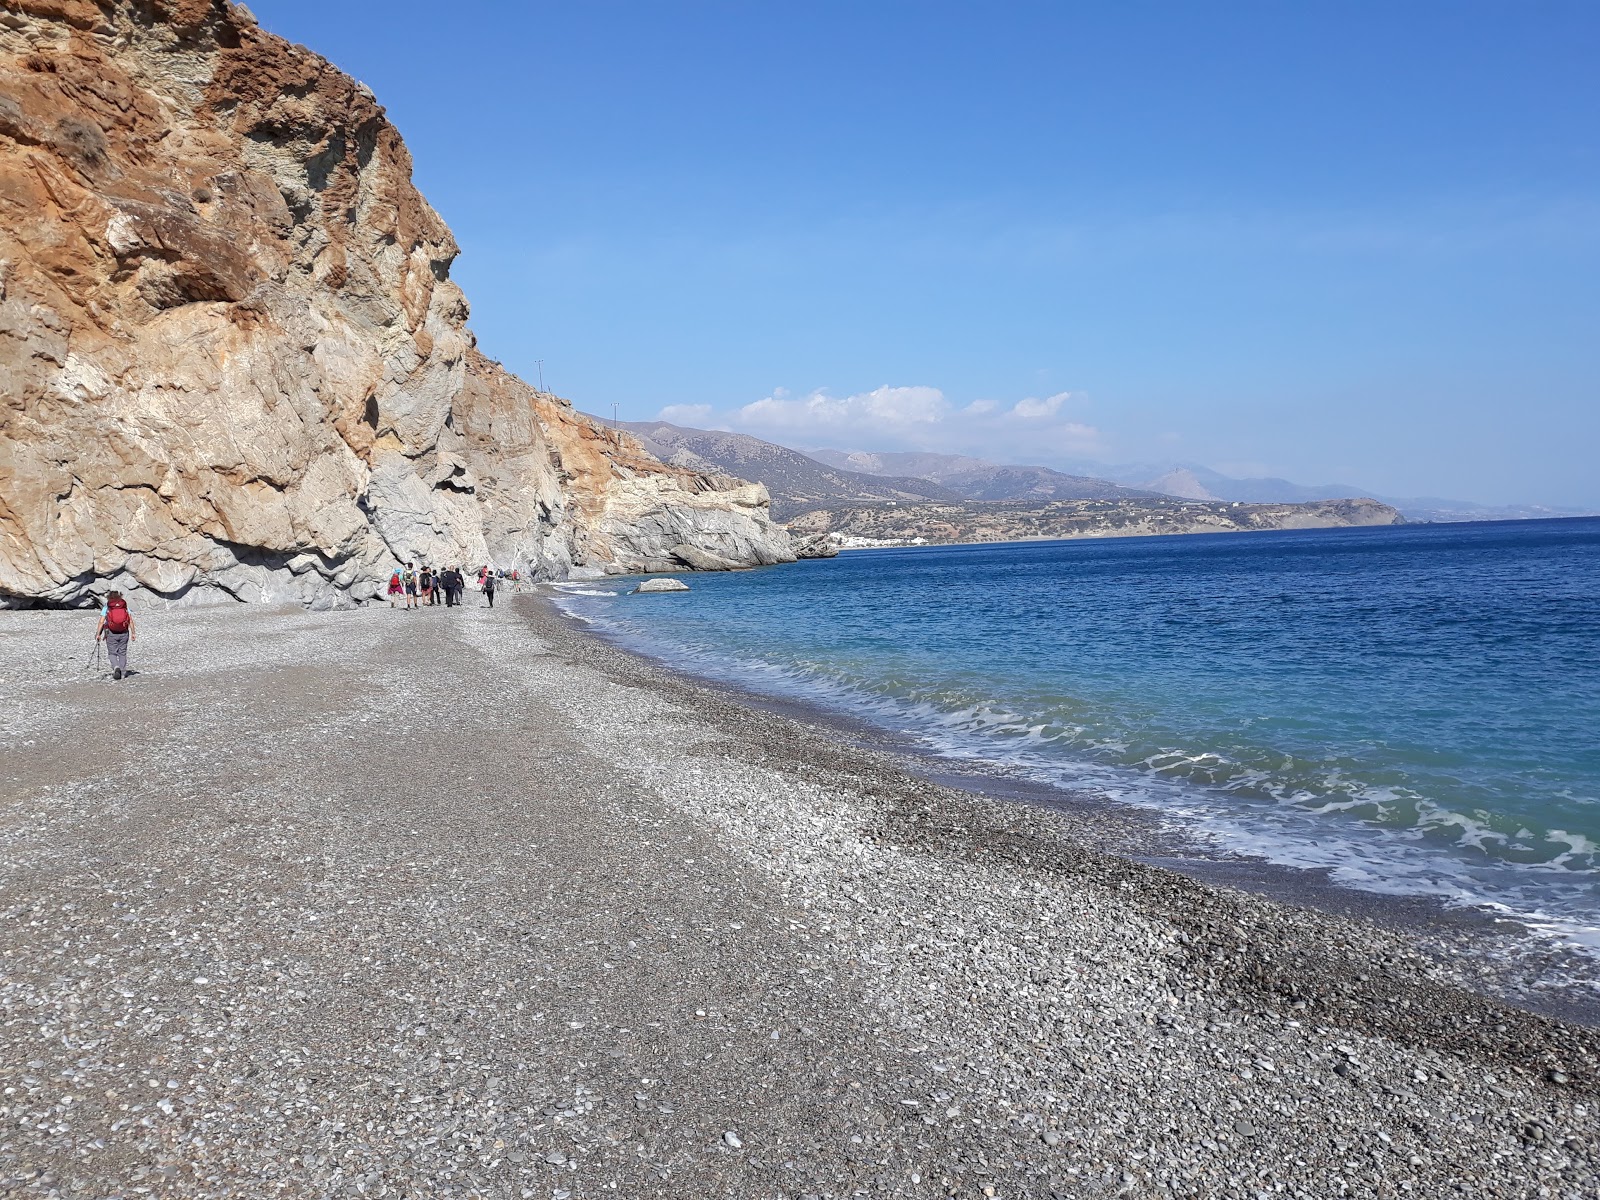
[556,519,1600,952]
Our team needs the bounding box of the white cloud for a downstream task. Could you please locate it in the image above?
[656,403,714,425]
[737,385,949,434]
[1010,392,1070,419]
[702,383,1107,466]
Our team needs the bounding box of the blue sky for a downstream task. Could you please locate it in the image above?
[251,1,1599,506]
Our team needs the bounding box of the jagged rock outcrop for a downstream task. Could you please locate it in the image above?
[0,0,791,607]
[789,531,840,559]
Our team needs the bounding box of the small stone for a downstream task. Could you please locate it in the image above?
[543,1151,567,1166]
[1234,1121,1258,1138]
[1042,1131,1062,1146]
[1548,1070,1570,1085]
[722,1131,742,1149]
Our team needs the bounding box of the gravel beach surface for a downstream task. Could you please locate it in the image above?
[2,597,1597,1199]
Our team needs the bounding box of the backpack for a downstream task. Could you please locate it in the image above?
[105,597,131,634]
[390,572,401,588]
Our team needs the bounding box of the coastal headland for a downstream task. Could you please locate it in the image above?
[787,497,1403,550]
[2,598,1596,1198]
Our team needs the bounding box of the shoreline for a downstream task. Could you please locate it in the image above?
[550,585,1600,1029]
[2,599,1597,1197]
[821,511,1600,552]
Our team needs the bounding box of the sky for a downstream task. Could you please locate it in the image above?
[250,1,1600,506]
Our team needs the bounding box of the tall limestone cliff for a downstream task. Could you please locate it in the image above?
[0,0,792,606]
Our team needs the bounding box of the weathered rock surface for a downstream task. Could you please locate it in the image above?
[0,0,791,607]
[632,577,690,593]
[789,530,841,559]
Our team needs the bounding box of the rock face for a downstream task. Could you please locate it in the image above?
[789,531,840,559]
[0,0,791,607]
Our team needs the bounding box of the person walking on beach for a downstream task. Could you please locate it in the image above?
[95,591,136,680]
[482,568,497,608]
[418,566,434,607]
[387,569,403,607]
[402,563,419,610]
[444,566,464,607]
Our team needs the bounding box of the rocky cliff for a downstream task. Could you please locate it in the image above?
[0,0,791,607]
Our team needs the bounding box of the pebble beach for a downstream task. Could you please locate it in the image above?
[1,595,1597,1199]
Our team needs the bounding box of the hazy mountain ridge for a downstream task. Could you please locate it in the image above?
[619,421,961,520]
[813,449,1593,523]
[807,450,1161,503]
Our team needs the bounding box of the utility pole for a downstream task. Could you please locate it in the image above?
[535,359,545,393]
[612,402,619,443]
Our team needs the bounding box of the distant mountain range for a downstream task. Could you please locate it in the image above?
[806,450,1162,504]
[1018,458,1593,522]
[610,418,1591,525]
[816,450,1592,524]
[617,422,960,520]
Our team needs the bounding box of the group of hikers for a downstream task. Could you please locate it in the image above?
[386,564,521,609]
[91,562,525,681]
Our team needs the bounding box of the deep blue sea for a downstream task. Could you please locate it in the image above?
[556,519,1600,955]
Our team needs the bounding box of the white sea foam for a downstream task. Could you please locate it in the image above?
[563,598,1600,959]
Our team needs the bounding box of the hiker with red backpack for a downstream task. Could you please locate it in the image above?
[96,591,136,680]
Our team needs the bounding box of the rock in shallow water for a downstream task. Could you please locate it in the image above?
[633,578,692,594]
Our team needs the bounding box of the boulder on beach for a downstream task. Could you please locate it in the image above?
[670,544,741,571]
[632,578,692,594]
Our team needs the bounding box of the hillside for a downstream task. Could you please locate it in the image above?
[788,497,1405,546]
[619,421,961,520]
[808,449,1162,502]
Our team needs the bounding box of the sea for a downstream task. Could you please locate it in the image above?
[554,518,1600,973]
